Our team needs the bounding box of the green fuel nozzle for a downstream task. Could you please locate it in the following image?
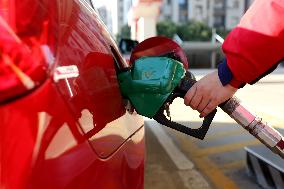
[118,57,217,140]
[118,57,185,118]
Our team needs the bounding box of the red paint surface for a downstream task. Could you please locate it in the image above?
[130,36,189,69]
[0,0,49,102]
[0,1,144,189]
[277,140,284,150]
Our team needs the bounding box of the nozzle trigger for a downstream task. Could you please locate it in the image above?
[153,104,217,140]
[153,71,217,140]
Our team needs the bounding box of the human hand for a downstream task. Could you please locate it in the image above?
[184,71,237,118]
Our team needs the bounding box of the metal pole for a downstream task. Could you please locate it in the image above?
[211,28,217,68]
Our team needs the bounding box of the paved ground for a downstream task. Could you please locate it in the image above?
[145,67,284,189]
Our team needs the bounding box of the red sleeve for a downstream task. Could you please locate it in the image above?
[222,0,284,84]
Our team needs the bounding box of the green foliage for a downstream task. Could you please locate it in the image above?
[156,21,230,41]
[116,21,231,42]
[177,21,212,41]
[216,28,230,38]
[156,20,177,38]
[116,24,131,41]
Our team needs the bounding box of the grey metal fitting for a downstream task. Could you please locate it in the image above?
[221,97,284,159]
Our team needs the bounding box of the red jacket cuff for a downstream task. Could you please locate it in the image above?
[229,78,244,88]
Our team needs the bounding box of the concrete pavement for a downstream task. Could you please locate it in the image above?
[144,121,212,189]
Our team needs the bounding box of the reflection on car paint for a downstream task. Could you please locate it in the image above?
[89,112,144,158]
[45,123,78,159]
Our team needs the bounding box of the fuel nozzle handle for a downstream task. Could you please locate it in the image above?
[156,71,217,140]
[220,98,284,158]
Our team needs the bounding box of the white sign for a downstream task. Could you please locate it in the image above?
[53,65,79,82]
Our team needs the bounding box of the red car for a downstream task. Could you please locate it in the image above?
[0,1,145,189]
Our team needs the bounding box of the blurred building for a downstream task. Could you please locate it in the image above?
[159,0,255,30]
[97,6,113,33]
[112,0,133,35]
[188,0,208,23]
[95,0,255,39]
[210,0,252,29]
[129,0,162,41]
[160,0,207,23]
[93,0,132,36]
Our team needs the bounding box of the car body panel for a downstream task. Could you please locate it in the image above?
[0,80,144,189]
[54,0,143,158]
[0,0,144,189]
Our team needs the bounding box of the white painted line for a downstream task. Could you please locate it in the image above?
[146,120,194,170]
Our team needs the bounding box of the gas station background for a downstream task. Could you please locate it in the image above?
[91,0,255,68]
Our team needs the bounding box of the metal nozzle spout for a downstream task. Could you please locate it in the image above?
[221,97,284,159]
